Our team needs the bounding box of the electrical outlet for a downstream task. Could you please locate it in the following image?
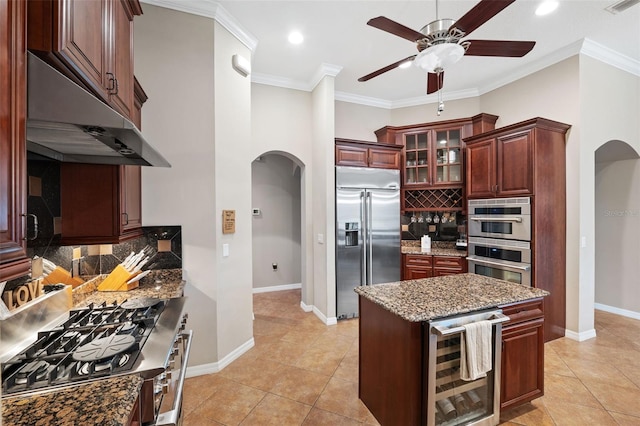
[272,263,278,270]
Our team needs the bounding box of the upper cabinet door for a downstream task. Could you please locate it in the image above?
[108,0,135,118]
[58,0,110,100]
[466,139,496,199]
[0,0,30,280]
[27,0,141,121]
[497,131,534,197]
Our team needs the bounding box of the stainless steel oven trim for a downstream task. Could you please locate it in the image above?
[466,256,531,272]
[467,216,531,241]
[467,257,532,287]
[469,217,523,223]
[468,237,531,264]
[155,329,193,426]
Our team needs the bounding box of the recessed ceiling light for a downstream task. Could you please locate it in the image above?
[535,0,559,16]
[288,31,304,45]
[398,60,412,69]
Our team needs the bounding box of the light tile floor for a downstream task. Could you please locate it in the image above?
[183,290,640,425]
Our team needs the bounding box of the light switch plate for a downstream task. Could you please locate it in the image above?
[223,243,230,257]
[317,233,324,244]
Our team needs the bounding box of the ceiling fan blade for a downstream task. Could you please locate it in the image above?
[367,16,425,42]
[464,40,536,57]
[451,0,516,36]
[426,72,444,94]
[358,55,417,82]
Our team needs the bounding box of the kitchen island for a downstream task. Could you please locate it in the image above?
[355,274,548,426]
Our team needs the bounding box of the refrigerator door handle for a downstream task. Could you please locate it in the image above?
[360,190,367,286]
[367,191,373,286]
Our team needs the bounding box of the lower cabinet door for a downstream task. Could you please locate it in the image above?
[501,318,544,410]
[404,266,433,280]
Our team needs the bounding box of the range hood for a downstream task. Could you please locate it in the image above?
[26,52,170,167]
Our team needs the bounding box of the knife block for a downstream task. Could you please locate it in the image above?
[97,265,140,292]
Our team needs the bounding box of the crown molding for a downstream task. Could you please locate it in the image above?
[138,2,639,107]
[140,0,257,52]
[253,63,342,93]
[580,38,640,77]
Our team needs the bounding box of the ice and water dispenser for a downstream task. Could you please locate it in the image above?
[345,222,359,247]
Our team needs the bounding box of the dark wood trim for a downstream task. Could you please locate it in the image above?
[463,117,571,144]
[335,137,402,151]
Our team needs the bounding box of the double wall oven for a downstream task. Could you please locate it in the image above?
[467,198,532,286]
[0,290,192,426]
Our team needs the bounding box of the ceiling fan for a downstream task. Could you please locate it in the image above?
[358,0,536,97]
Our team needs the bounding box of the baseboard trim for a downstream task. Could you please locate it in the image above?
[312,306,337,325]
[185,337,255,378]
[300,300,313,312]
[595,303,640,321]
[564,328,597,342]
[252,283,302,293]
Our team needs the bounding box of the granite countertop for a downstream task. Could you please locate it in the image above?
[2,375,143,426]
[355,273,548,322]
[1,269,185,425]
[73,269,185,307]
[401,246,467,257]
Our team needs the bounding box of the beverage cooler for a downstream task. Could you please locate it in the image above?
[426,310,509,426]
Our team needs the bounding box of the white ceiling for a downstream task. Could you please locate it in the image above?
[151,1,640,106]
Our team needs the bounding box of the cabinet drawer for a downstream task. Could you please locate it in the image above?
[433,256,464,268]
[405,254,432,266]
[500,298,544,326]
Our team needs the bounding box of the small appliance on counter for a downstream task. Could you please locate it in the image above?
[455,239,467,251]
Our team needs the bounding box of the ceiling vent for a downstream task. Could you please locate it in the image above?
[605,0,640,14]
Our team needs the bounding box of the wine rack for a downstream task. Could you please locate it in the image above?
[403,188,464,211]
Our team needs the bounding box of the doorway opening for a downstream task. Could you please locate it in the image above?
[250,152,304,302]
[594,140,640,323]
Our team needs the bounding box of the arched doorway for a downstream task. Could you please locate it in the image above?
[594,140,640,321]
[250,152,306,304]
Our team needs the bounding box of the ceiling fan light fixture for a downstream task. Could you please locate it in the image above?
[413,43,465,73]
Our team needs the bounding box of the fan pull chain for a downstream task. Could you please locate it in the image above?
[437,70,444,116]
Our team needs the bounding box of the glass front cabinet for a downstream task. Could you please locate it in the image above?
[401,127,464,187]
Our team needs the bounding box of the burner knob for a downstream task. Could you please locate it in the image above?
[162,383,169,395]
[166,371,172,380]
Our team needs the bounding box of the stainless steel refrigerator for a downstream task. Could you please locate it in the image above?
[336,166,401,319]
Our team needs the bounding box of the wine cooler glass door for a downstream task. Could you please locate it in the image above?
[426,310,507,426]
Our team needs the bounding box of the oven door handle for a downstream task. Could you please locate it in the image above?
[467,256,531,271]
[470,216,523,223]
[155,329,193,426]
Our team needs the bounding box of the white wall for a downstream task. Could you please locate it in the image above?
[580,56,640,330]
[212,20,254,361]
[134,5,219,366]
[135,5,253,368]
[595,159,640,315]
[335,101,390,141]
[311,76,337,323]
[251,155,301,289]
[250,83,314,305]
[390,97,482,127]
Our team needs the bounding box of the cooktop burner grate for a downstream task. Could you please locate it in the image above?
[1,298,165,396]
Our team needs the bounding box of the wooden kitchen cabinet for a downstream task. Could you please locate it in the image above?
[376,114,498,212]
[60,163,142,244]
[0,0,30,281]
[465,118,569,199]
[465,118,570,342]
[499,298,545,411]
[466,130,533,198]
[402,254,466,280]
[403,254,434,279]
[27,0,142,120]
[335,138,401,169]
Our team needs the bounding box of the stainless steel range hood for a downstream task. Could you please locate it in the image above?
[26,52,170,167]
